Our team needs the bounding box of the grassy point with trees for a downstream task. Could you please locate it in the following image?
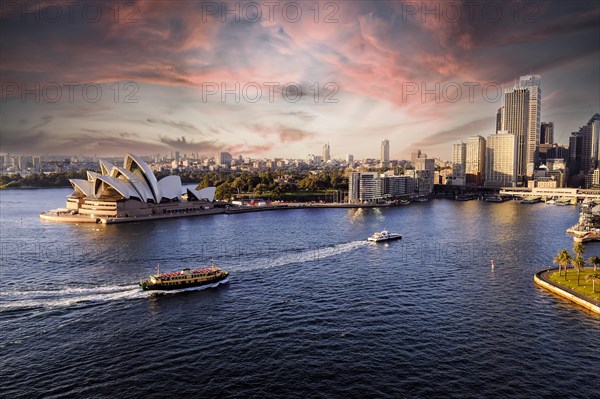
[550,244,600,302]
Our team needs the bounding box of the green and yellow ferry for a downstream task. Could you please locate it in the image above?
[140,261,229,291]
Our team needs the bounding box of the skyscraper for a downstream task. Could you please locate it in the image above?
[452,142,467,180]
[413,158,435,195]
[496,107,504,132]
[466,135,486,186]
[485,132,517,187]
[322,143,330,162]
[381,139,390,168]
[502,74,541,182]
[540,122,554,144]
[539,122,555,163]
[519,74,542,174]
[502,86,529,181]
[217,151,233,165]
[570,113,600,187]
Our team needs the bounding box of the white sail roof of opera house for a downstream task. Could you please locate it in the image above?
[187,187,216,202]
[68,153,215,203]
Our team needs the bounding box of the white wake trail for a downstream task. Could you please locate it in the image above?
[232,240,369,272]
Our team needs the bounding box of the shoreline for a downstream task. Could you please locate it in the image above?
[534,268,600,315]
[40,202,395,224]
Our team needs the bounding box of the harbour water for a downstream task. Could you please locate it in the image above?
[1,188,599,398]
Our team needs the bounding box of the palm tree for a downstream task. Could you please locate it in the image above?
[589,255,600,272]
[572,256,585,286]
[586,273,600,293]
[553,249,571,278]
[573,242,585,258]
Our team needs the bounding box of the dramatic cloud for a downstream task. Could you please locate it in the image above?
[158,135,222,152]
[147,118,206,135]
[1,0,599,159]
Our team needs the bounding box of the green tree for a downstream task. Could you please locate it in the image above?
[572,256,585,286]
[586,273,600,293]
[214,182,233,201]
[553,249,571,279]
[588,255,600,272]
[573,242,585,258]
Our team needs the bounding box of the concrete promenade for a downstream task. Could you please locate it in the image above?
[534,268,600,315]
[40,202,394,224]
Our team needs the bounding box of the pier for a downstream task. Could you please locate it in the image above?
[41,202,395,224]
[499,187,600,200]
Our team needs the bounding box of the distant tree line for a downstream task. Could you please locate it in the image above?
[1,169,349,201]
[0,170,89,188]
[192,170,349,201]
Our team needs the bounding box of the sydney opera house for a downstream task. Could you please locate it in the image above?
[41,154,218,223]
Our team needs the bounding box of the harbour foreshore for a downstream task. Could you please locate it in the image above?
[40,202,394,224]
[534,268,600,314]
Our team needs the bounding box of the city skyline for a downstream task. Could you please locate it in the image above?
[1,1,599,160]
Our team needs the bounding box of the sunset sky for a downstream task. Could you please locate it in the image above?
[1,0,599,160]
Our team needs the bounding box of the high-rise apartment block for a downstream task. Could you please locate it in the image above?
[323,143,330,162]
[380,140,390,168]
[452,142,466,181]
[485,132,517,187]
[502,74,541,182]
[466,135,486,186]
[540,122,554,144]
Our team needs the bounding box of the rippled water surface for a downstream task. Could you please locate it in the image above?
[1,189,599,398]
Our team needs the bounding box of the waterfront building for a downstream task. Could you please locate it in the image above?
[452,142,466,181]
[568,114,600,187]
[413,158,435,195]
[527,177,559,188]
[381,140,390,168]
[466,135,486,186]
[349,172,415,203]
[485,132,517,187]
[383,175,414,197]
[547,169,566,188]
[348,172,383,203]
[62,154,216,220]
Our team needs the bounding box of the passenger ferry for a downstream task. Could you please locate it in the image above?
[368,230,402,242]
[140,261,229,291]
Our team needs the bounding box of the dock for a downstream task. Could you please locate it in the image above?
[40,202,396,224]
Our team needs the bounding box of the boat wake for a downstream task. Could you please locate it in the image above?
[0,239,367,311]
[0,280,229,312]
[230,240,369,272]
[0,285,142,311]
